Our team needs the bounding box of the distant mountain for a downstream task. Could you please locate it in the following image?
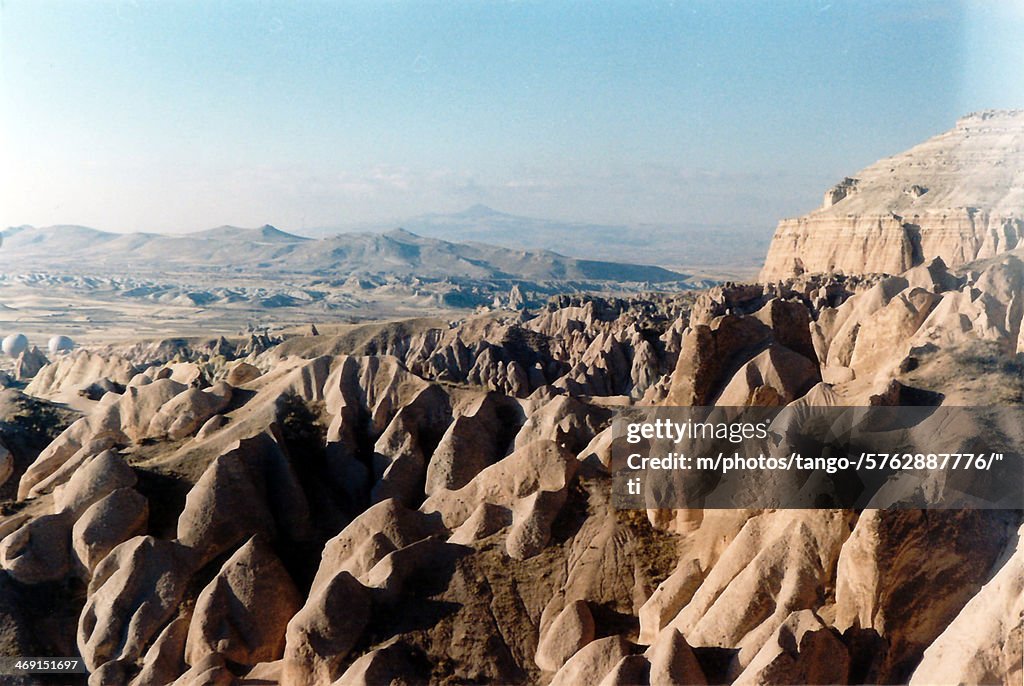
[1,224,119,252]
[0,223,692,285]
[311,205,771,274]
[190,224,310,243]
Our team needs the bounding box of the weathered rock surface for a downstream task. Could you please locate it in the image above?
[597,654,651,686]
[186,536,301,668]
[733,609,850,685]
[168,653,234,686]
[421,439,576,530]
[424,392,523,495]
[834,509,1015,681]
[53,449,137,517]
[645,628,707,685]
[762,110,1024,280]
[18,377,187,498]
[0,439,12,488]
[225,361,262,386]
[548,635,632,686]
[664,509,852,671]
[909,524,1024,686]
[130,615,191,686]
[505,487,566,560]
[282,570,371,686]
[312,498,446,585]
[534,599,595,672]
[446,501,512,546]
[147,382,232,440]
[666,298,820,406]
[176,431,311,565]
[14,346,49,381]
[78,536,195,671]
[0,511,74,583]
[26,349,137,398]
[638,558,704,644]
[332,642,425,685]
[72,487,149,572]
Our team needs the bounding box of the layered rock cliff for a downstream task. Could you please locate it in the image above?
[761,109,1024,280]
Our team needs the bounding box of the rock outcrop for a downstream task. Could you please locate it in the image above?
[534,600,595,672]
[909,524,1024,686]
[185,536,301,668]
[77,536,195,670]
[762,110,1024,280]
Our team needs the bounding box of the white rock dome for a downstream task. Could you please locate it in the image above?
[48,335,75,355]
[2,333,29,357]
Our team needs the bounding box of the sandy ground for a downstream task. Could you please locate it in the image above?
[0,277,462,351]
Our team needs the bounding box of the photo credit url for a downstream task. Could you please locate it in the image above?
[611,407,1023,509]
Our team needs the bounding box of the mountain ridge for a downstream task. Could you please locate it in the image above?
[0,223,692,284]
[308,206,771,276]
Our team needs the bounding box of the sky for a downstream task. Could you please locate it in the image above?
[1,0,1023,235]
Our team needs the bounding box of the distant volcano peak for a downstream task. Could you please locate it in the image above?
[456,204,505,218]
[192,224,308,242]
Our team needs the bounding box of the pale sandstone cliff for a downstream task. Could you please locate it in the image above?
[761,109,1024,281]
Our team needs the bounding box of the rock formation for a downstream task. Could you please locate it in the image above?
[762,110,1024,280]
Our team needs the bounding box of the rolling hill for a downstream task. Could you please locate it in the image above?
[0,224,690,284]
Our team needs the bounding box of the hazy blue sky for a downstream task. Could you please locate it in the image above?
[2,1,1022,234]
